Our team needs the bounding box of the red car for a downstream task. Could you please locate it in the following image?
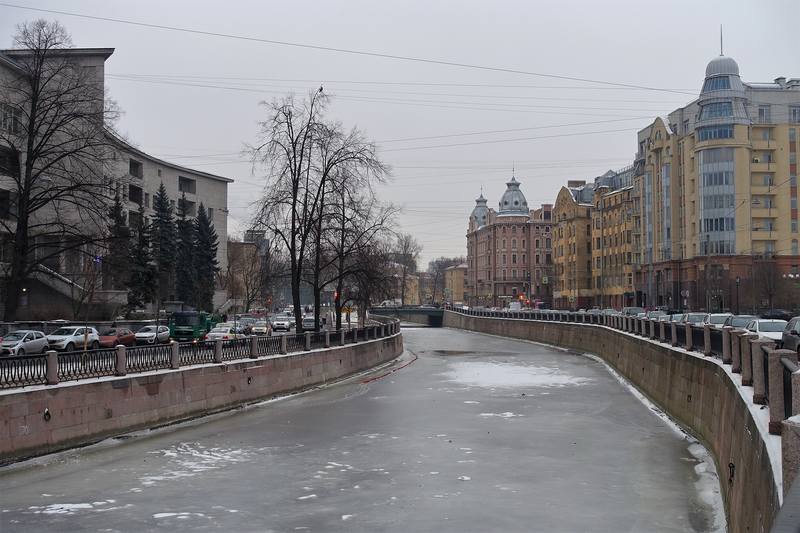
[99,328,136,348]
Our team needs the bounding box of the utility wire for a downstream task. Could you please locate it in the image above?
[0,2,695,95]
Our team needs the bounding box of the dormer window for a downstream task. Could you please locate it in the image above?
[702,76,731,92]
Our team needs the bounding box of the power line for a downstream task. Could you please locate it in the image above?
[0,2,695,94]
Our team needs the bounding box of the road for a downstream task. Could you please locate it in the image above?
[0,327,723,532]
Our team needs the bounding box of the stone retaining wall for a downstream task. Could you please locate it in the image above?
[444,311,778,533]
[0,333,403,465]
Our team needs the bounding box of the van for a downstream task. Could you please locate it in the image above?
[508,301,522,311]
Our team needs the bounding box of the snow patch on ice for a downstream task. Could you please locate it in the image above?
[140,442,251,487]
[443,361,590,388]
[479,412,522,418]
[457,475,471,481]
[297,494,317,501]
[341,514,354,521]
[153,512,207,519]
[463,400,480,404]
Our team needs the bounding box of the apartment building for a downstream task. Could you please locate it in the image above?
[635,54,800,311]
[466,177,554,308]
[443,263,467,304]
[552,180,594,309]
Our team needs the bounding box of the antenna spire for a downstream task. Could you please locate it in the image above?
[720,24,723,55]
[512,162,515,177]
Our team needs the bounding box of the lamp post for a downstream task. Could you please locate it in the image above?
[735,276,740,315]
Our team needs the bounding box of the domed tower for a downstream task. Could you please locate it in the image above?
[696,54,749,130]
[470,192,489,229]
[497,176,529,216]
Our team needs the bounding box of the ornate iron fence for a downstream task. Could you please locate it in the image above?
[286,334,306,352]
[222,338,251,361]
[256,336,282,356]
[58,348,117,381]
[126,343,172,373]
[179,341,216,366]
[0,354,47,388]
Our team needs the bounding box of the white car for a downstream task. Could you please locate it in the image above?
[0,330,49,356]
[135,325,170,345]
[704,313,732,329]
[205,326,244,341]
[251,321,272,336]
[47,327,100,351]
[746,319,787,342]
[271,317,291,332]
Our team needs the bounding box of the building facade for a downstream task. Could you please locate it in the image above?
[466,177,553,308]
[443,263,467,304]
[552,180,594,309]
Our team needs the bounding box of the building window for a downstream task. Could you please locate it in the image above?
[144,192,150,208]
[1,104,22,135]
[758,105,772,123]
[702,76,731,92]
[697,125,733,141]
[178,197,197,217]
[157,168,162,177]
[178,176,197,194]
[0,188,11,219]
[502,255,506,265]
[128,184,143,205]
[700,102,733,120]
[512,239,517,249]
[793,240,799,256]
[790,107,800,124]
[207,207,214,221]
[129,159,143,179]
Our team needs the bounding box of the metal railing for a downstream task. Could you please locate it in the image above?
[58,348,117,381]
[0,319,401,390]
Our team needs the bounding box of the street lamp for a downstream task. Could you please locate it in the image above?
[735,276,740,315]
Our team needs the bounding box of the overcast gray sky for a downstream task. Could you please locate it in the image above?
[1,0,798,266]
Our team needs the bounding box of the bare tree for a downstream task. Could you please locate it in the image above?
[224,238,265,313]
[427,256,465,304]
[754,259,779,311]
[393,234,421,306]
[0,20,119,321]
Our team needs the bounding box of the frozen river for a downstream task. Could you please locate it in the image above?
[0,327,724,532]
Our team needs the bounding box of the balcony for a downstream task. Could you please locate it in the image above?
[752,139,776,151]
[750,185,778,195]
[751,207,778,218]
[750,229,778,241]
[751,161,776,173]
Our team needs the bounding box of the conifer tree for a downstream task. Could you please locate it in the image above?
[193,203,219,312]
[105,194,131,290]
[175,193,197,306]
[151,183,176,301]
[127,205,156,310]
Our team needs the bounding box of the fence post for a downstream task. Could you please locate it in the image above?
[741,333,758,386]
[281,335,288,354]
[703,325,712,356]
[659,320,666,342]
[250,336,259,359]
[670,322,678,346]
[115,345,127,376]
[340,330,346,346]
[650,319,657,339]
[214,339,223,363]
[782,417,800,499]
[731,330,744,373]
[768,349,797,434]
[722,327,732,364]
[45,350,59,385]
[683,323,692,350]
[373,326,378,339]
[325,330,331,348]
[751,339,775,405]
[170,340,180,369]
[305,331,311,350]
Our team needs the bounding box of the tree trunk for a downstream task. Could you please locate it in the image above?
[400,265,407,306]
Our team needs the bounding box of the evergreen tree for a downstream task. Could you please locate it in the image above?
[175,193,197,306]
[151,183,176,301]
[194,203,219,312]
[105,195,131,290]
[127,204,156,310]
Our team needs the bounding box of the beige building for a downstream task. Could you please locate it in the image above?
[635,54,800,311]
[466,177,553,308]
[444,263,467,304]
[552,180,594,309]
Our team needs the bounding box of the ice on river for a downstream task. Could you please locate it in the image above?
[443,361,590,388]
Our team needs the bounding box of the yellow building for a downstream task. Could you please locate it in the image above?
[590,168,636,309]
[552,180,594,309]
[444,263,467,304]
[635,54,800,311]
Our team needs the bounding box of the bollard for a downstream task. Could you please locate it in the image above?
[340,330,346,346]
[731,330,744,373]
[380,325,385,338]
[214,339,223,363]
[782,417,800,498]
[650,319,657,339]
[722,327,732,364]
[671,322,678,347]
[751,339,775,404]
[703,325,712,356]
[280,335,288,354]
[250,336,259,359]
[373,326,378,339]
[325,330,331,348]
[768,349,798,434]
[115,345,127,376]
[305,331,311,350]
[684,323,693,351]
[659,320,666,342]
[741,333,758,386]
[45,350,59,385]
[171,340,181,368]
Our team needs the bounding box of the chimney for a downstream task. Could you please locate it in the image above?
[567,180,586,188]
[774,77,786,87]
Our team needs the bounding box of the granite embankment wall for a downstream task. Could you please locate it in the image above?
[0,333,403,465]
[444,311,778,533]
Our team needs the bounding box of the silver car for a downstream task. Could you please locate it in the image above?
[0,330,49,356]
[47,327,101,351]
[135,325,170,345]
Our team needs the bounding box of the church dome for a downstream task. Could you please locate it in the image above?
[497,177,528,215]
[470,193,489,227]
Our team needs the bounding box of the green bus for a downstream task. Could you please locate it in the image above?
[168,311,216,342]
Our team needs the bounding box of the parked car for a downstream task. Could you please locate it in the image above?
[680,313,707,325]
[99,328,136,348]
[761,309,792,321]
[646,310,667,320]
[251,321,272,336]
[0,330,49,356]
[782,317,800,353]
[622,307,645,316]
[670,313,684,322]
[46,327,100,351]
[722,315,757,329]
[301,316,317,330]
[205,326,244,341]
[135,325,170,345]
[704,313,732,329]
[745,319,787,342]
[271,317,291,332]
